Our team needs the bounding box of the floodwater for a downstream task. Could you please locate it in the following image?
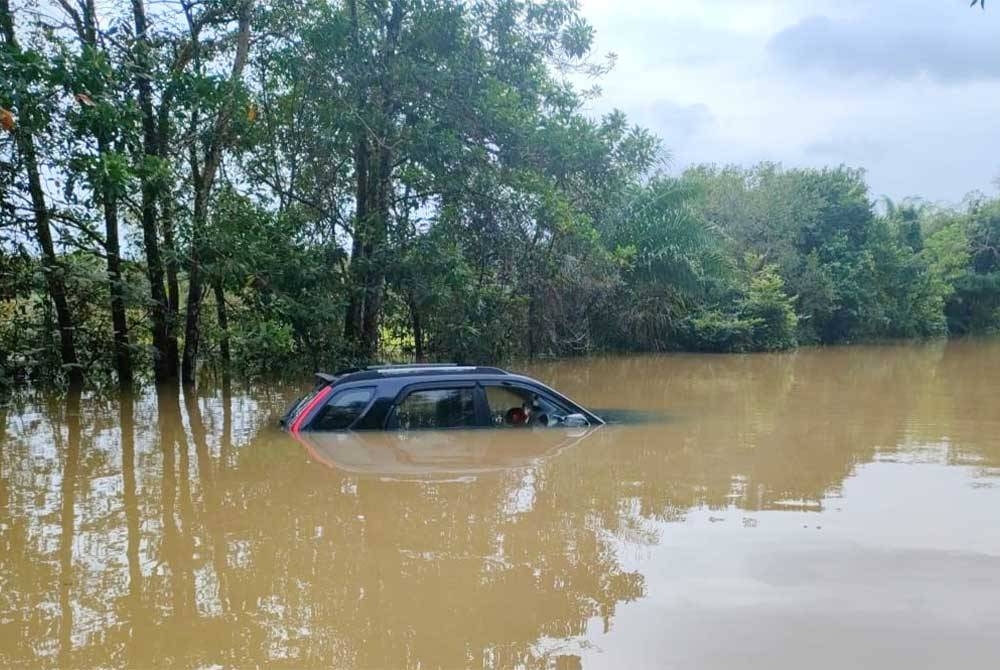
[2,340,1000,669]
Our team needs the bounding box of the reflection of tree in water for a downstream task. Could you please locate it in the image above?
[2,342,999,667]
[0,385,643,668]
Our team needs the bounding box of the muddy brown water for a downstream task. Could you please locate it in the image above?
[2,340,1000,669]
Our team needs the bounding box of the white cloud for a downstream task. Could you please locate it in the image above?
[577,0,1000,203]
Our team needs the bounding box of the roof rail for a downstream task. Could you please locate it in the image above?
[317,363,509,381]
[368,363,461,369]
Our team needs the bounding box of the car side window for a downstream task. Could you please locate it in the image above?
[393,388,477,430]
[485,386,533,427]
[309,387,374,431]
[484,384,574,428]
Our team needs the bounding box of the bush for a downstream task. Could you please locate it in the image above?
[682,265,797,353]
[742,265,799,350]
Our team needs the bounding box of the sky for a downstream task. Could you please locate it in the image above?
[575,0,1000,204]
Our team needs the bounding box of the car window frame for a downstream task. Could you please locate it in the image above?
[384,381,490,430]
[304,385,377,431]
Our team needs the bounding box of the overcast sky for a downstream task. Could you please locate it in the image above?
[576,0,1000,204]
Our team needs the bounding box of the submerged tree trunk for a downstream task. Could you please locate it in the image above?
[1,0,82,387]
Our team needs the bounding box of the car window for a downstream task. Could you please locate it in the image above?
[394,388,476,430]
[484,386,533,427]
[309,387,374,431]
[484,384,573,427]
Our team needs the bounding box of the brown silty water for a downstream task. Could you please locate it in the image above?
[2,339,1000,668]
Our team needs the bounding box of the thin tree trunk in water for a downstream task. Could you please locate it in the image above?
[101,156,133,388]
[132,0,173,383]
[1,0,82,386]
[162,196,181,378]
[156,61,182,379]
[181,179,207,385]
[181,2,252,384]
[213,278,230,369]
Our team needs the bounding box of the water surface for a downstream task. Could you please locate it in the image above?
[2,340,1000,668]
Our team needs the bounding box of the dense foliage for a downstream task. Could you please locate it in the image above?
[2,0,998,389]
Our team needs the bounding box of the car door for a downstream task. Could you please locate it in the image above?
[385,381,491,430]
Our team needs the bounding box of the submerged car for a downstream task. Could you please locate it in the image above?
[281,364,604,433]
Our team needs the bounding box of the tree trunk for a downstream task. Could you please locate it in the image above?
[181,1,252,385]
[360,142,392,358]
[343,140,370,349]
[131,0,174,384]
[1,0,83,387]
[162,195,181,379]
[213,278,230,369]
[343,0,402,361]
[181,178,207,385]
[156,59,181,379]
[409,294,424,361]
[102,179,133,388]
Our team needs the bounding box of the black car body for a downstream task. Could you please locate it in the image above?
[282,364,604,433]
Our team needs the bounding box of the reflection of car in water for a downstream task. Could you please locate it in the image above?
[281,364,604,433]
[294,427,598,478]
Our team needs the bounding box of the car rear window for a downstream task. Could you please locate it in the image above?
[309,387,374,431]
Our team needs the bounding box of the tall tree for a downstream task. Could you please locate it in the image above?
[131,0,176,383]
[181,0,253,385]
[57,0,134,387]
[1,0,83,386]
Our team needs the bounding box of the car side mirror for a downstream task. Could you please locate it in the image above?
[562,413,590,427]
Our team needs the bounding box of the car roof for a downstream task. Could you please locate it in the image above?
[318,364,510,385]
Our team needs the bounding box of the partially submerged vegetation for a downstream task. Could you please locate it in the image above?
[2,1,998,389]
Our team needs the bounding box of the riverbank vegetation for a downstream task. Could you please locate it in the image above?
[2,0,998,389]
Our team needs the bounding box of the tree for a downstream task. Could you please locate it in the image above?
[51,0,135,387]
[1,0,83,386]
[180,0,254,384]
